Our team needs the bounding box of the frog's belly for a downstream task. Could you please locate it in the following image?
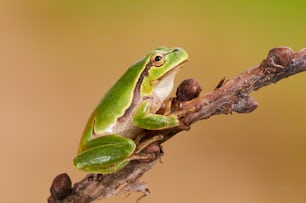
[110,118,143,139]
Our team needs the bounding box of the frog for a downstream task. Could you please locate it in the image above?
[74,47,188,174]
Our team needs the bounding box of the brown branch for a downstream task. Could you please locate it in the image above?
[48,46,306,203]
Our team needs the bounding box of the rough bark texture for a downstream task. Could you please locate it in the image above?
[48,46,306,203]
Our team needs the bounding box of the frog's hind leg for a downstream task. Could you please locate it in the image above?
[135,135,163,153]
[126,135,164,163]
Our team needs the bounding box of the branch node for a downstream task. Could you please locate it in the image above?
[232,96,258,113]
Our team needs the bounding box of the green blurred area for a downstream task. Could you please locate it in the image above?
[0,1,306,203]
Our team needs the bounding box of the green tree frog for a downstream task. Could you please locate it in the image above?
[74,47,188,174]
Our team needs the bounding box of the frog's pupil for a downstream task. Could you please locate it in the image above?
[155,55,162,61]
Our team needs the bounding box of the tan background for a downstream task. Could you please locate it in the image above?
[1,1,306,202]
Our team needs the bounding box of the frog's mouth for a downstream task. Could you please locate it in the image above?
[158,59,188,81]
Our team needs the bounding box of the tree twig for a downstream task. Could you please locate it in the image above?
[48,46,306,203]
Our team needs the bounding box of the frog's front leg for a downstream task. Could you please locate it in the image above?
[133,101,179,130]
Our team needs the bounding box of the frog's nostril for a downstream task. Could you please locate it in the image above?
[173,48,179,52]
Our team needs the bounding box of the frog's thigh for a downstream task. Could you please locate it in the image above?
[74,135,136,173]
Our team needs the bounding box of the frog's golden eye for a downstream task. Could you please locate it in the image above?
[150,53,165,67]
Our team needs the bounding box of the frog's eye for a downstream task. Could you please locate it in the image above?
[150,53,165,67]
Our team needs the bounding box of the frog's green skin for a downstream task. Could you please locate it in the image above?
[74,47,188,173]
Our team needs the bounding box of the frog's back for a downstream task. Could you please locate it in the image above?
[92,58,147,135]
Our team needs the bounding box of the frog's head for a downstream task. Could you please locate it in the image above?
[145,47,189,103]
[147,47,188,81]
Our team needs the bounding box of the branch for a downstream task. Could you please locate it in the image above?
[48,46,306,203]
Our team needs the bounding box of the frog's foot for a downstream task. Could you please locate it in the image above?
[134,132,146,146]
[175,103,202,130]
[178,120,191,131]
[128,153,157,163]
[176,103,201,118]
[135,135,164,153]
[127,135,164,163]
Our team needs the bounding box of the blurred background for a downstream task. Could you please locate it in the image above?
[1,0,306,202]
